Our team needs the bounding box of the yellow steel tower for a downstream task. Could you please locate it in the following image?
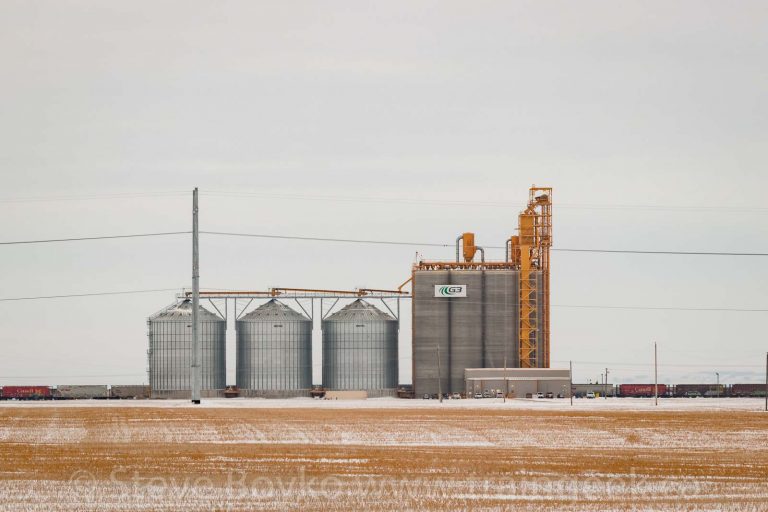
[511,187,552,368]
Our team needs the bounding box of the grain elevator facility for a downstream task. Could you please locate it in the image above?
[145,186,551,400]
[412,187,552,396]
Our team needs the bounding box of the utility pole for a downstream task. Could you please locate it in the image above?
[503,272,509,403]
[569,360,573,406]
[716,372,720,399]
[437,342,442,404]
[604,368,609,400]
[503,354,508,403]
[654,342,658,406]
[191,187,201,405]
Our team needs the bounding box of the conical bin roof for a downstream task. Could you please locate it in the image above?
[324,299,395,322]
[240,299,309,321]
[150,299,222,321]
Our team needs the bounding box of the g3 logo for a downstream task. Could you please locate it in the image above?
[434,285,467,297]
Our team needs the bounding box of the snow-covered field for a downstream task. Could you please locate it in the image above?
[1,396,766,411]
[1,400,766,511]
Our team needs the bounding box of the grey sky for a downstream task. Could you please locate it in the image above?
[1,1,766,386]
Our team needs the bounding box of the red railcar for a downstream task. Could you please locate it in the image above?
[673,384,725,397]
[1,386,52,400]
[730,384,767,397]
[618,384,667,397]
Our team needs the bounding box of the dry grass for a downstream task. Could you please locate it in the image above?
[1,406,767,511]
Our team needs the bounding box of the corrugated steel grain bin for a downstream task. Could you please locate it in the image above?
[236,299,312,398]
[322,299,398,396]
[147,300,226,398]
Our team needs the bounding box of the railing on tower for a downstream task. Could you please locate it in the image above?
[517,186,552,368]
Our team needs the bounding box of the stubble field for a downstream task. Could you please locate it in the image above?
[1,399,766,511]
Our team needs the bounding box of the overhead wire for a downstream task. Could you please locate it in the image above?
[553,360,766,368]
[200,230,453,248]
[1,189,766,213]
[0,191,188,204]
[0,287,272,303]
[552,304,768,312]
[200,231,768,257]
[201,190,768,213]
[1,287,766,312]
[1,229,766,256]
[0,289,180,302]
[0,231,190,246]
[1,229,766,307]
[553,248,768,257]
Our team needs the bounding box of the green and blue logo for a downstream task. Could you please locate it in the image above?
[434,285,467,298]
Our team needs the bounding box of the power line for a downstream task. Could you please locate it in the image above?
[1,189,766,213]
[0,287,248,303]
[201,190,768,213]
[201,231,768,257]
[554,248,768,257]
[1,229,766,257]
[1,287,766,313]
[0,191,188,204]
[555,360,765,369]
[0,289,179,302]
[553,304,768,313]
[204,191,530,209]
[0,232,190,246]
[201,230,453,248]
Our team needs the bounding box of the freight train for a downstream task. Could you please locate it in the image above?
[558,383,763,398]
[0,385,151,400]
[0,383,764,399]
[615,383,764,398]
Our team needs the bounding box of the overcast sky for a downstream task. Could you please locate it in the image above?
[1,1,766,387]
